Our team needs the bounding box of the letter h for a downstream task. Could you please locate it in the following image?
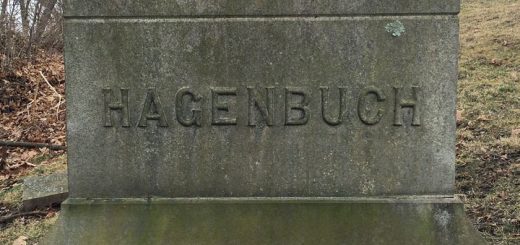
[103,88,130,127]
[394,86,421,126]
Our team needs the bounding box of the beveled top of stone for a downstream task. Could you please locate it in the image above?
[64,0,460,17]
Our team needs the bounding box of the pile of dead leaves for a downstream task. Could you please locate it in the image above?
[0,51,65,175]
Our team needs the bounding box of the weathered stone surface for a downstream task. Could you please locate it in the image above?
[44,197,486,245]
[65,16,458,198]
[22,172,68,211]
[63,0,460,17]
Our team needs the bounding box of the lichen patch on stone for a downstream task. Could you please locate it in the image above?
[385,20,406,37]
[434,210,452,228]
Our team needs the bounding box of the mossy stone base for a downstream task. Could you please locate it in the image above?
[44,197,485,245]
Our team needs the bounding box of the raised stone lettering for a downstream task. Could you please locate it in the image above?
[394,86,421,126]
[175,87,202,127]
[285,87,310,126]
[248,87,275,126]
[358,86,386,125]
[320,87,347,126]
[102,86,424,128]
[103,88,130,127]
[138,89,169,127]
[211,87,238,125]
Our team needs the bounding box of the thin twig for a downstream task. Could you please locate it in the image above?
[7,161,36,170]
[0,211,47,224]
[39,71,59,95]
[26,75,41,117]
[39,71,63,120]
[22,85,40,118]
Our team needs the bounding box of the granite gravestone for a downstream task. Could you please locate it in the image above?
[45,0,485,244]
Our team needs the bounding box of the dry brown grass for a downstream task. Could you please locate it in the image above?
[457,0,520,244]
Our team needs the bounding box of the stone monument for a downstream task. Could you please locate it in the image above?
[46,0,486,244]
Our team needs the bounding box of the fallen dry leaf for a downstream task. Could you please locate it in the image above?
[456,110,465,125]
[45,211,56,219]
[511,164,520,175]
[477,115,493,122]
[512,72,519,82]
[511,128,520,138]
[20,150,38,161]
[491,58,504,66]
[12,236,27,245]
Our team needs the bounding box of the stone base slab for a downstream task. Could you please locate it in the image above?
[22,172,68,211]
[43,197,485,245]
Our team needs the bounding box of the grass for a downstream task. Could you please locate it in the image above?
[0,216,58,245]
[457,0,520,243]
[1,0,519,244]
[0,154,66,244]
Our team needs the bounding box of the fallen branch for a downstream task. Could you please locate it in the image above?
[7,161,36,170]
[39,71,60,97]
[0,211,48,224]
[24,78,41,117]
[0,140,66,150]
[40,71,63,120]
